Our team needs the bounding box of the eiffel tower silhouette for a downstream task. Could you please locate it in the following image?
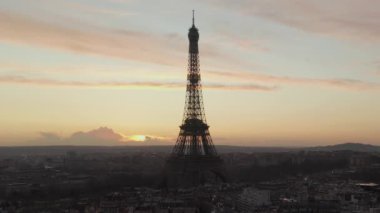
[164,11,226,188]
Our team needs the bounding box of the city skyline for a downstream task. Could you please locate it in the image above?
[1,0,380,146]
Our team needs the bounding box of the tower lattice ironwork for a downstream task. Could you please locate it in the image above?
[164,11,226,187]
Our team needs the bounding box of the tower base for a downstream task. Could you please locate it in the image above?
[163,155,226,188]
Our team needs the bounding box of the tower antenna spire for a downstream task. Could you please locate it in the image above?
[192,10,195,26]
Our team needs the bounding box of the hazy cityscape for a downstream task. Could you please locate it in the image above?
[0,144,380,212]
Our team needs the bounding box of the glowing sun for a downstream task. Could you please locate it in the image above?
[129,135,146,142]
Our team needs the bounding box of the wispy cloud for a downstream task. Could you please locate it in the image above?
[0,75,276,91]
[1,60,376,91]
[206,70,380,91]
[203,0,380,42]
[60,1,138,17]
[0,11,247,68]
[0,11,183,66]
[212,29,271,52]
[374,60,380,75]
[205,83,276,91]
[0,9,377,92]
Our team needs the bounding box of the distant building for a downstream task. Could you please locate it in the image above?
[236,187,271,212]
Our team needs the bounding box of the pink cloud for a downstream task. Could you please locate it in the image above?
[30,127,124,145]
[0,11,247,68]
[0,10,377,92]
[70,127,123,142]
[0,11,183,66]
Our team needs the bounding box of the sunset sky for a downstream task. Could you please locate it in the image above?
[0,0,379,146]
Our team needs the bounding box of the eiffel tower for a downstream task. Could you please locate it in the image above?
[164,11,226,188]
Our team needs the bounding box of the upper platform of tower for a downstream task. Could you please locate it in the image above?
[188,10,199,53]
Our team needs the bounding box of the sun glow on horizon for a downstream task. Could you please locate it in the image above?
[128,135,147,142]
